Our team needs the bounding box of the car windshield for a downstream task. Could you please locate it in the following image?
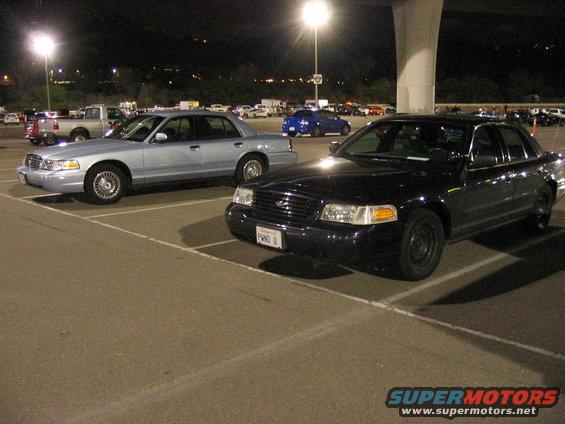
[106,115,165,141]
[337,121,467,162]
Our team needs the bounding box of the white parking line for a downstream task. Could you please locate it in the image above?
[381,229,565,305]
[0,190,563,363]
[84,196,233,219]
[192,239,238,250]
[0,167,17,171]
[0,179,17,183]
[19,193,64,199]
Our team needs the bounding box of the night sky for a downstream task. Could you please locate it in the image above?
[1,0,564,91]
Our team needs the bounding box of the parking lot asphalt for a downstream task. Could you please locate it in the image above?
[1,118,564,423]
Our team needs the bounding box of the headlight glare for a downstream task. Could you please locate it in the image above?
[321,204,397,225]
[233,187,253,206]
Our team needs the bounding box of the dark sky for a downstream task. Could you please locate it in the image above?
[0,0,563,85]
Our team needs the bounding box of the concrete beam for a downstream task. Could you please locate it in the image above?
[393,0,444,113]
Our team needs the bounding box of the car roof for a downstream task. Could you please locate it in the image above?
[140,110,235,118]
[383,114,504,125]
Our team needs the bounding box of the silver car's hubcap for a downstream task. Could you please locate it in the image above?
[93,171,120,199]
[243,160,262,180]
[74,134,86,142]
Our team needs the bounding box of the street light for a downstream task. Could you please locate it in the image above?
[31,34,55,111]
[302,1,330,108]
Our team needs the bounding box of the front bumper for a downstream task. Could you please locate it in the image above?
[16,165,86,193]
[226,204,402,263]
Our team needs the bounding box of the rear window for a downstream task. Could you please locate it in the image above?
[292,110,312,117]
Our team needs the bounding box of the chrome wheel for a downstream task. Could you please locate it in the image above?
[243,160,262,181]
[73,134,86,142]
[93,171,121,199]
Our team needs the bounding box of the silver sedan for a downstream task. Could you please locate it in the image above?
[16,111,297,204]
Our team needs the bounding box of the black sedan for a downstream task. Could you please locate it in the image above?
[527,112,560,126]
[226,115,564,280]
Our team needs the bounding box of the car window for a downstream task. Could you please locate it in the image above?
[340,122,467,162]
[107,108,124,120]
[498,126,531,161]
[159,117,196,141]
[197,116,240,139]
[470,125,503,164]
[106,115,164,141]
[84,108,100,119]
[292,110,311,118]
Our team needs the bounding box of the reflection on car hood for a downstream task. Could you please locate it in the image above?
[33,138,138,160]
[248,156,440,202]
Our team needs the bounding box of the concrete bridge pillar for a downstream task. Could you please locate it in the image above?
[393,0,444,113]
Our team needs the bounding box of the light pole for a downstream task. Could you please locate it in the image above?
[303,1,329,108]
[32,34,55,111]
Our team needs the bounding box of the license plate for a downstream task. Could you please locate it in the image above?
[18,173,27,185]
[256,226,284,249]
[289,126,295,131]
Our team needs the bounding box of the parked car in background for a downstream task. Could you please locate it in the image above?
[282,109,351,137]
[207,104,229,113]
[3,113,20,125]
[233,105,252,117]
[227,115,564,280]
[245,108,268,118]
[547,108,565,120]
[17,111,297,204]
[336,104,368,116]
[367,105,385,116]
[527,112,559,126]
[23,104,127,145]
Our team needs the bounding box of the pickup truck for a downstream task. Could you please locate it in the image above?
[23,105,126,145]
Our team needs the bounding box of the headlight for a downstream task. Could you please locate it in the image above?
[233,186,253,206]
[320,204,397,225]
[40,159,80,171]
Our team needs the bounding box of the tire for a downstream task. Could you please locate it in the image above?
[398,209,445,281]
[311,125,322,138]
[524,188,552,232]
[29,139,42,145]
[341,125,351,136]
[84,163,126,204]
[70,131,88,143]
[288,132,297,137]
[235,154,266,183]
[252,113,257,118]
[43,136,56,146]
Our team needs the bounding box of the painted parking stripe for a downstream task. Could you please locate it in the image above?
[0,179,17,183]
[19,193,64,199]
[84,196,233,219]
[381,228,565,305]
[192,239,238,250]
[0,190,563,363]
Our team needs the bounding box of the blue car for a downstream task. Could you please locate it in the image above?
[282,109,351,137]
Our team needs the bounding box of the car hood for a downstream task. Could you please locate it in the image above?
[32,138,139,160]
[248,156,447,203]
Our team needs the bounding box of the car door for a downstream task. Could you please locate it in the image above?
[462,124,513,234]
[496,124,544,218]
[194,115,245,178]
[143,116,202,183]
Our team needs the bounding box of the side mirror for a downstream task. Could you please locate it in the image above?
[468,154,497,169]
[329,141,340,154]
[153,132,168,143]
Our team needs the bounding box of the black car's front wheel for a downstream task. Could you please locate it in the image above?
[398,209,445,281]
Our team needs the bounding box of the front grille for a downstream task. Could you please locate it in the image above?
[253,189,320,223]
[24,154,42,170]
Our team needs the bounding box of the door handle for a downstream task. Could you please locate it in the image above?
[190,145,200,151]
[234,142,243,147]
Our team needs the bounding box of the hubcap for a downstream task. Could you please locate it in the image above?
[243,160,262,180]
[409,223,434,264]
[93,171,120,199]
[74,134,86,142]
[534,195,549,226]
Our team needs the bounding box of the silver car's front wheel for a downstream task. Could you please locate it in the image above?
[93,171,121,200]
[84,164,126,204]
